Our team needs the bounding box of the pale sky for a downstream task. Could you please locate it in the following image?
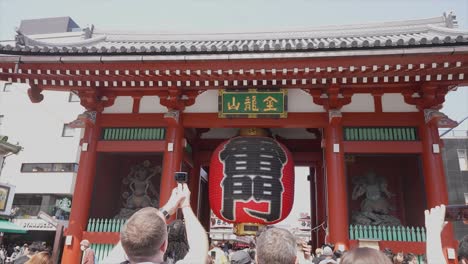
[0,0,467,229]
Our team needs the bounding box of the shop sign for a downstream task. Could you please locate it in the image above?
[298,212,311,231]
[219,89,287,118]
[13,218,56,231]
[0,183,15,217]
[210,215,233,229]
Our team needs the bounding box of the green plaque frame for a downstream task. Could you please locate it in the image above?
[218,89,288,118]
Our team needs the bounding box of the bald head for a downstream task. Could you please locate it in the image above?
[120,207,168,262]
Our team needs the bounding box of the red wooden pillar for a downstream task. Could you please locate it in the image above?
[160,111,185,212]
[315,161,326,248]
[420,111,457,262]
[324,110,349,249]
[309,166,317,250]
[62,112,100,264]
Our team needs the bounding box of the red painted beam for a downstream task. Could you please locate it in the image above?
[96,140,166,152]
[183,113,328,128]
[82,232,120,245]
[100,113,166,127]
[342,113,421,126]
[343,141,422,153]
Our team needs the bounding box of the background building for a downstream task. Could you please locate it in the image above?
[0,79,83,244]
[442,129,468,240]
[0,17,84,244]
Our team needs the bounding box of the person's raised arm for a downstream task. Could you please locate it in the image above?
[179,183,208,263]
[425,205,447,264]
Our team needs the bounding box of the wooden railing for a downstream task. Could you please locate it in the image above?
[344,127,419,141]
[349,225,426,242]
[101,127,166,141]
[89,243,116,262]
[86,218,127,232]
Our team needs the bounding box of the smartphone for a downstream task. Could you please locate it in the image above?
[210,251,216,259]
[174,172,188,183]
[445,204,468,221]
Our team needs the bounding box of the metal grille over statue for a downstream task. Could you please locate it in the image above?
[209,128,295,235]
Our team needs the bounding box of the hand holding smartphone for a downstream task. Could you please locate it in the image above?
[444,204,468,222]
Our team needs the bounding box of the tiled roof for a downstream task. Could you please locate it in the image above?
[1,12,467,55]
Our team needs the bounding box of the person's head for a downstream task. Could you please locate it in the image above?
[404,253,418,264]
[80,240,90,251]
[322,246,334,259]
[231,250,252,264]
[120,207,168,263]
[341,247,392,264]
[27,242,44,256]
[256,227,296,264]
[382,248,394,261]
[315,248,323,256]
[164,219,189,262]
[459,235,468,264]
[334,250,344,259]
[393,252,404,264]
[25,251,52,264]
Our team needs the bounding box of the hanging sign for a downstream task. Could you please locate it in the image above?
[0,183,15,216]
[218,89,287,118]
[12,219,56,231]
[209,135,294,226]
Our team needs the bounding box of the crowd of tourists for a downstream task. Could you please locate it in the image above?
[0,242,52,264]
[93,183,468,264]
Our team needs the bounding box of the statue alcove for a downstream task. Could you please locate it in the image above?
[345,155,425,227]
[90,153,163,220]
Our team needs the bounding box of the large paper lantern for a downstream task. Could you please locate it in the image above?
[209,128,294,235]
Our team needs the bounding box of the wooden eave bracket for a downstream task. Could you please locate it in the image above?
[164,109,180,126]
[78,89,116,112]
[423,109,458,128]
[27,85,44,103]
[402,84,448,111]
[68,111,97,128]
[159,88,205,111]
[303,85,353,111]
[328,109,342,125]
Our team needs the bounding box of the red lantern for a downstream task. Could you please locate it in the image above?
[209,134,294,229]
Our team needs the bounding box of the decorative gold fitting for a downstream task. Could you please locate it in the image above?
[239,128,269,137]
[233,223,265,236]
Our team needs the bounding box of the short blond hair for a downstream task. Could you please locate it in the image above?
[120,207,167,262]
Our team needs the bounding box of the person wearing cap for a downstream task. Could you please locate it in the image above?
[10,246,20,261]
[318,247,337,264]
[14,242,44,264]
[230,250,252,264]
[80,239,95,264]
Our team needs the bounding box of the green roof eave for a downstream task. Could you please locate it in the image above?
[0,220,27,234]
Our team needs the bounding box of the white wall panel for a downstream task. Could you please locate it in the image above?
[341,94,374,112]
[139,96,168,113]
[288,89,325,112]
[103,96,133,113]
[382,93,418,112]
[185,90,218,113]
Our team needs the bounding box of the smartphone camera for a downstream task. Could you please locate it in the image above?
[174,172,188,183]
